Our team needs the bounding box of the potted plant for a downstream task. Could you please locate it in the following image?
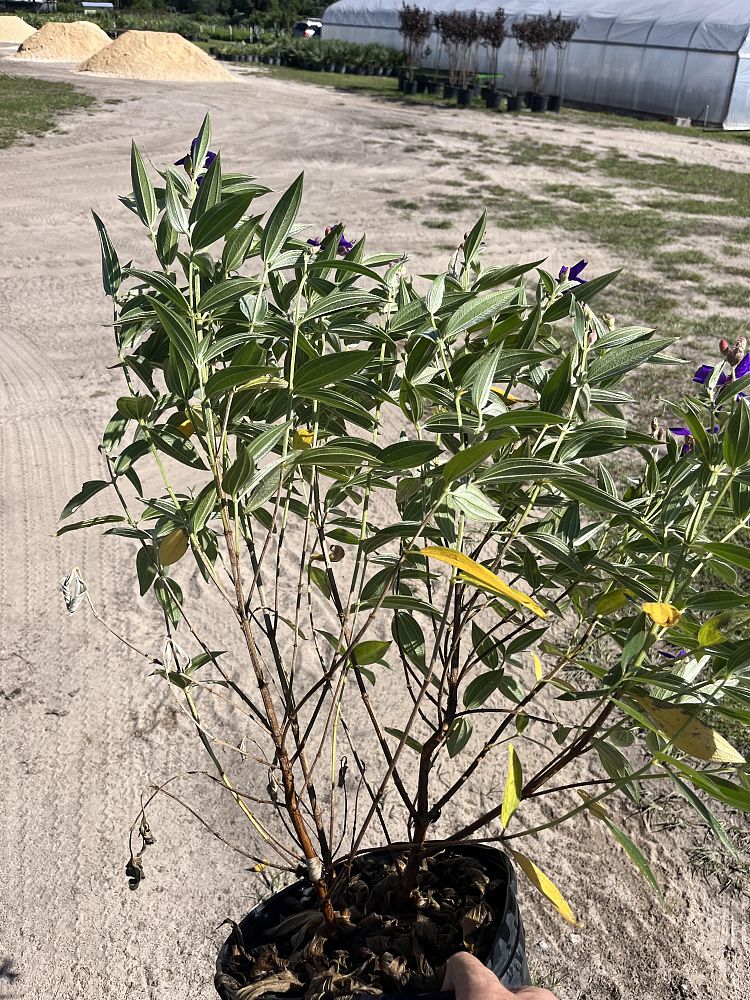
[479,7,506,110]
[63,119,750,1000]
[399,3,432,94]
[523,14,554,113]
[436,11,460,101]
[454,10,480,108]
[548,12,577,112]
[508,18,528,111]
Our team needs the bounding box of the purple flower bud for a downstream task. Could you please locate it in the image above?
[558,265,568,281]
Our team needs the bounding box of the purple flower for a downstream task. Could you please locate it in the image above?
[668,425,719,456]
[693,353,750,387]
[559,259,588,284]
[175,138,217,173]
[307,225,354,256]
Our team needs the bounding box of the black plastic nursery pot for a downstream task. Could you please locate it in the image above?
[457,87,473,108]
[547,94,562,112]
[416,76,428,94]
[506,94,523,112]
[426,80,440,95]
[485,89,501,110]
[442,83,457,101]
[530,94,549,113]
[403,80,418,96]
[215,844,530,1000]
[523,90,534,108]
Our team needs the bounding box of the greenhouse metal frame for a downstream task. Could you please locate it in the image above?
[322,0,750,128]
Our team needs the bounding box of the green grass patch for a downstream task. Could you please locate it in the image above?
[388,199,421,212]
[422,219,453,229]
[0,75,95,150]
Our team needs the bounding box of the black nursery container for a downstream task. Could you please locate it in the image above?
[442,83,457,100]
[485,89,501,110]
[215,845,530,1000]
[457,87,473,108]
[548,94,562,112]
[506,94,523,111]
[530,94,549,113]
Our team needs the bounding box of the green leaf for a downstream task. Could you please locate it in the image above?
[295,350,374,394]
[385,727,423,754]
[462,210,486,269]
[600,815,664,901]
[449,484,499,522]
[126,268,190,313]
[380,440,440,469]
[189,149,222,224]
[303,290,380,322]
[557,480,634,516]
[165,167,189,233]
[223,444,255,496]
[155,212,179,267]
[56,514,124,536]
[191,113,211,175]
[191,192,254,251]
[587,337,676,385]
[222,217,259,272]
[353,640,391,665]
[308,563,331,599]
[260,172,303,263]
[443,439,500,484]
[539,354,572,414]
[464,670,505,709]
[130,141,156,228]
[91,211,121,296]
[543,268,621,323]
[198,277,259,316]
[695,542,750,573]
[154,577,183,628]
[116,395,153,421]
[203,364,277,399]
[442,289,517,339]
[391,612,425,667]
[60,479,109,520]
[426,272,446,315]
[148,427,206,470]
[724,400,750,469]
[148,297,197,366]
[476,458,584,485]
[446,717,473,757]
[136,546,158,596]
[660,760,750,813]
[190,482,217,533]
[467,347,501,412]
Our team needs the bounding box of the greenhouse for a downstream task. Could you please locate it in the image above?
[321,0,750,128]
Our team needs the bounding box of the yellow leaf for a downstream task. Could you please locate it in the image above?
[253,861,267,873]
[532,652,543,682]
[578,789,609,819]
[177,417,194,438]
[510,850,576,925]
[419,546,546,618]
[595,589,629,615]
[635,696,745,764]
[697,615,727,646]
[490,385,521,403]
[159,528,189,566]
[642,602,681,627]
[293,427,314,450]
[501,744,523,829]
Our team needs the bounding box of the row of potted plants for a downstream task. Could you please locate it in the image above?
[400,5,578,112]
[211,38,401,75]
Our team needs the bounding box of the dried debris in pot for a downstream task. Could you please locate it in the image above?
[217,851,508,1000]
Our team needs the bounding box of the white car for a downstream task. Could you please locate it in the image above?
[292,19,322,38]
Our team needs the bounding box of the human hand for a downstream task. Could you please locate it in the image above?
[442,952,560,1000]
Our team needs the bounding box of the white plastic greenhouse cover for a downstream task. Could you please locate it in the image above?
[322,0,750,128]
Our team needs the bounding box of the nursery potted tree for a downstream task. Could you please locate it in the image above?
[548,12,578,112]
[399,4,432,95]
[455,11,481,108]
[526,14,554,113]
[63,119,750,1000]
[435,12,459,101]
[479,7,506,110]
[508,19,528,111]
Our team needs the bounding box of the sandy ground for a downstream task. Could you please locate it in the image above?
[1,48,749,1000]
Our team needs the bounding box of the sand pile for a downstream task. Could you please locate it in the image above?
[0,15,35,43]
[16,20,110,61]
[78,30,232,81]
